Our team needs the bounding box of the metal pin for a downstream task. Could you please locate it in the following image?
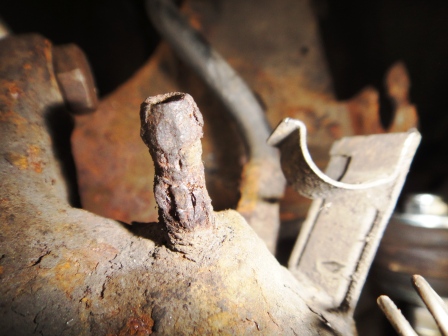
[377,295,418,336]
[412,275,448,335]
[140,92,215,248]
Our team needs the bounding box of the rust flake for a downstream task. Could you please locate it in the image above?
[0,110,27,127]
[53,260,84,298]
[5,145,44,173]
[5,152,28,170]
[6,82,23,100]
[0,198,10,206]
[27,145,44,173]
[115,313,154,336]
[46,244,118,299]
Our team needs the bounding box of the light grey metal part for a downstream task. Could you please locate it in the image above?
[377,295,419,336]
[269,118,421,312]
[413,275,448,335]
[404,194,448,216]
[394,193,448,229]
[394,213,448,229]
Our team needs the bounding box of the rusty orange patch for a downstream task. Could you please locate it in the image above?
[43,244,119,299]
[52,260,84,299]
[27,145,43,173]
[0,110,27,126]
[5,152,28,170]
[117,313,154,336]
[0,198,10,206]
[5,146,44,173]
[7,82,22,98]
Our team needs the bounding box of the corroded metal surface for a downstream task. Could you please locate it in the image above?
[0,37,361,334]
[140,93,216,246]
[0,34,153,334]
[53,43,99,114]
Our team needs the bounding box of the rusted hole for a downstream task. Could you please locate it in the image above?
[153,92,185,105]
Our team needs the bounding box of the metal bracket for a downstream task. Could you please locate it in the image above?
[269,118,421,312]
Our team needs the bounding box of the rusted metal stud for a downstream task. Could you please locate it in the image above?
[140,92,215,248]
[146,0,286,253]
[52,43,98,114]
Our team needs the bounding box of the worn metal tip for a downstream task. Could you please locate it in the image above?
[377,295,419,336]
[267,118,305,147]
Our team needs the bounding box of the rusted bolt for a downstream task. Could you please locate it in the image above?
[52,43,98,114]
[140,92,215,247]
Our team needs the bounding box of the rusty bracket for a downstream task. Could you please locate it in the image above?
[269,118,421,312]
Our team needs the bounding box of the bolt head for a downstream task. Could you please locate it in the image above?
[53,44,98,114]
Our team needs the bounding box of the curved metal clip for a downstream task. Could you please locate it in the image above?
[268,118,420,199]
[269,117,421,313]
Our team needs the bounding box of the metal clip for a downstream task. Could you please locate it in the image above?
[269,118,421,312]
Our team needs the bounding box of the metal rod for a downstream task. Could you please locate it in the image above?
[140,92,215,247]
[377,295,418,336]
[412,275,448,336]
